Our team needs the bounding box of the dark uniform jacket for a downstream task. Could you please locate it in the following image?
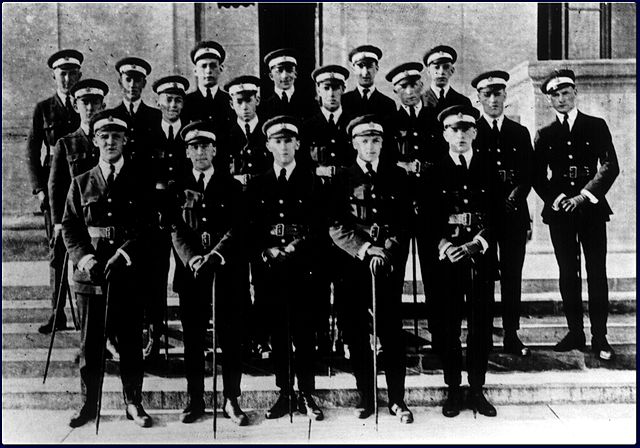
[475,116,533,228]
[259,89,316,121]
[342,88,396,121]
[533,111,619,224]
[26,94,80,194]
[388,103,444,170]
[302,109,355,171]
[113,101,162,166]
[423,86,472,116]
[223,118,270,182]
[171,168,247,295]
[183,87,234,129]
[149,120,186,189]
[62,162,152,292]
[48,127,99,224]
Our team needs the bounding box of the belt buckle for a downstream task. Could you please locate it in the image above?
[569,166,577,179]
[498,169,506,182]
[369,223,380,241]
[413,160,421,174]
[275,223,285,237]
[105,226,114,239]
[201,231,211,248]
[461,213,471,226]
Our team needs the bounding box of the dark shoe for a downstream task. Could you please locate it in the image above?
[180,398,206,424]
[442,387,464,418]
[592,336,615,361]
[298,392,323,421]
[223,398,248,426]
[504,332,531,357]
[354,394,374,419]
[469,389,497,417]
[265,392,297,419]
[389,401,413,424]
[554,331,586,352]
[69,405,96,428]
[125,403,153,427]
[38,315,67,334]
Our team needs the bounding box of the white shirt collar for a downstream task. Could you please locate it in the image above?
[483,114,505,131]
[273,160,296,180]
[57,91,71,105]
[192,166,215,189]
[356,85,377,98]
[321,106,342,123]
[431,84,451,98]
[237,116,259,134]
[161,118,182,138]
[356,157,379,174]
[555,107,578,131]
[449,149,473,167]
[401,101,423,116]
[98,156,125,182]
[80,123,91,136]
[198,84,219,98]
[123,98,142,114]
[275,86,295,100]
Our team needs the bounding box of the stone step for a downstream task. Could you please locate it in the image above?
[2,370,635,410]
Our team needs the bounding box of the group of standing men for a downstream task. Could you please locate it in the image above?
[26,39,619,429]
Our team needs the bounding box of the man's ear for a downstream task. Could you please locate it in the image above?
[73,98,79,113]
[141,78,147,89]
[77,70,83,81]
[450,65,456,75]
[255,93,261,106]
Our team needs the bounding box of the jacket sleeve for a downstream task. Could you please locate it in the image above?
[582,118,620,199]
[48,139,71,224]
[532,129,555,204]
[61,178,94,265]
[510,125,533,202]
[212,179,247,263]
[26,102,46,195]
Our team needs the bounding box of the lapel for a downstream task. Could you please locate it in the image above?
[424,89,438,108]
[88,165,107,195]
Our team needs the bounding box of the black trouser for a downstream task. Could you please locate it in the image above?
[431,257,494,389]
[145,228,171,335]
[49,230,67,320]
[497,224,528,332]
[549,218,609,338]
[261,263,316,394]
[178,267,245,400]
[338,258,406,405]
[76,275,144,407]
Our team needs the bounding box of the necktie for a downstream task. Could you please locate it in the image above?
[362,88,370,101]
[278,167,287,185]
[167,125,174,141]
[458,155,468,171]
[438,89,445,102]
[562,113,570,135]
[197,172,205,192]
[206,88,213,103]
[491,119,500,148]
[65,95,73,112]
[409,106,417,120]
[106,163,116,186]
[328,113,335,127]
[129,103,135,117]
[245,123,251,138]
[365,161,376,180]
[282,91,289,104]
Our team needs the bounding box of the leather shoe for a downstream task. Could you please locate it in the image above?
[180,398,206,424]
[592,336,615,361]
[554,331,586,352]
[223,398,248,426]
[504,332,531,357]
[389,401,413,424]
[298,392,323,421]
[38,315,67,334]
[354,394,374,419]
[69,405,96,428]
[265,392,297,419]
[469,389,497,417]
[125,403,153,427]
[442,387,464,418]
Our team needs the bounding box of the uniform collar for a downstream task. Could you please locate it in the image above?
[198,84,219,98]
[321,106,342,123]
[482,113,505,131]
[401,101,423,116]
[275,86,295,100]
[356,157,379,173]
[237,115,259,134]
[98,155,125,181]
[555,107,578,130]
[80,123,91,136]
[430,84,451,98]
[161,119,182,138]
[123,98,142,114]
[193,166,215,189]
[57,90,71,105]
[357,84,377,98]
[449,149,472,167]
[274,160,296,180]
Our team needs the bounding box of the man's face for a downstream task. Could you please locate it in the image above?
[93,129,127,163]
[316,81,344,112]
[353,134,383,163]
[157,93,184,122]
[477,87,506,118]
[194,58,223,88]
[266,134,299,167]
[119,73,146,102]
[443,123,477,154]
[394,78,423,107]
[53,66,81,94]
[186,141,216,171]
[547,86,577,114]
[427,61,455,88]
[230,93,259,122]
[269,63,297,90]
[74,96,105,125]
[352,59,378,88]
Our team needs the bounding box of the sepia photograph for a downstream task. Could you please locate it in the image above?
[1,2,636,444]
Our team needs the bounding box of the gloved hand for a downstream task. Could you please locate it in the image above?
[445,240,483,263]
[84,257,104,283]
[104,253,126,281]
[461,239,483,257]
[561,194,587,212]
[263,247,288,266]
[367,246,392,276]
[193,252,222,280]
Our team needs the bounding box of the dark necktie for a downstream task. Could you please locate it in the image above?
[365,161,376,180]
[278,167,287,186]
[245,123,251,138]
[106,163,116,186]
[281,91,289,104]
[129,103,135,117]
[438,89,445,102]
[491,119,500,148]
[167,125,174,141]
[197,172,205,192]
[328,113,336,127]
[458,155,468,171]
[206,88,213,104]
[65,95,73,113]
[562,113,570,136]
[409,106,417,120]
[362,88,370,101]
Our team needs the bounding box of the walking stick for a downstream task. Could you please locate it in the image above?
[411,235,419,353]
[468,258,479,418]
[43,251,70,383]
[96,281,112,435]
[369,259,379,432]
[65,276,79,331]
[211,271,218,438]
[329,285,336,378]
[286,285,294,424]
